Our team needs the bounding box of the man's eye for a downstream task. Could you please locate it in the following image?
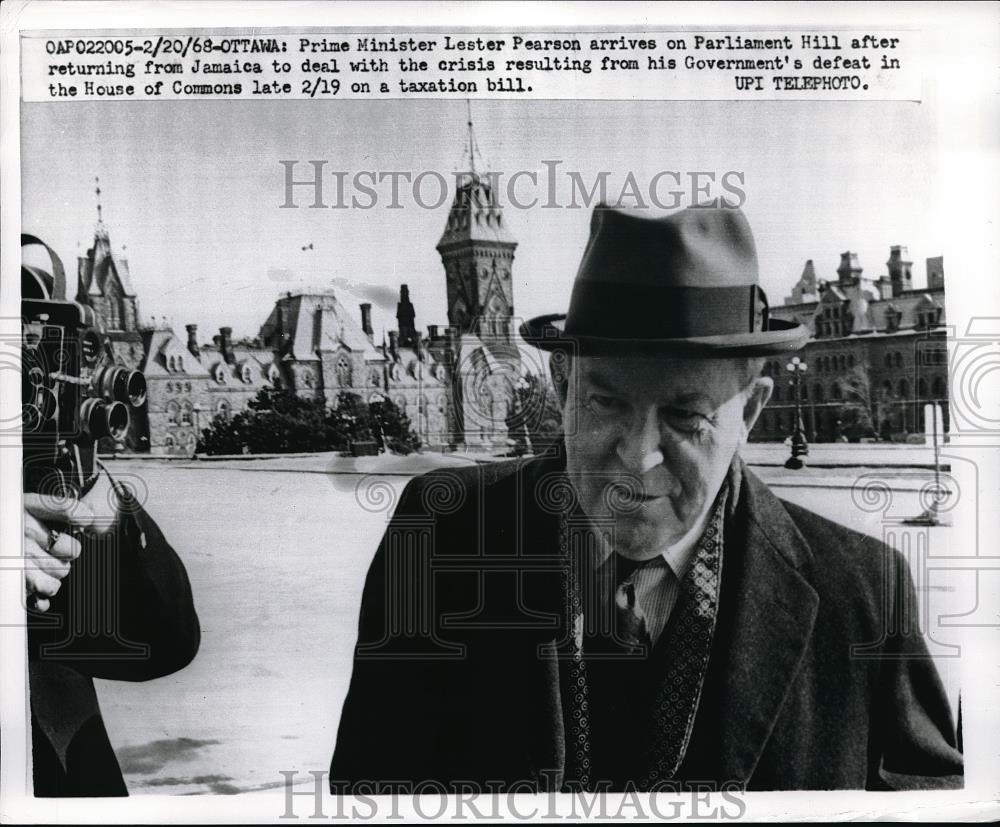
[586,394,625,416]
[662,408,709,433]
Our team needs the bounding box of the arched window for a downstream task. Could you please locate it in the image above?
[336,355,352,388]
[898,379,910,399]
[918,377,929,399]
[216,399,231,421]
[839,355,847,371]
[772,384,782,403]
[801,384,809,401]
[884,353,892,369]
[894,351,903,368]
[831,383,842,401]
[848,354,856,368]
[882,380,893,396]
[932,376,947,398]
[813,383,824,403]
[164,434,175,449]
[177,355,185,372]
[166,400,180,424]
[167,355,176,372]
[181,401,193,425]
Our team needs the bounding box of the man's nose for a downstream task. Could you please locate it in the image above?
[615,407,664,475]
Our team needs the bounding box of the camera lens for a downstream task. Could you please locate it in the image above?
[125,370,147,407]
[105,401,130,441]
[81,330,102,366]
[96,367,129,402]
[81,398,107,437]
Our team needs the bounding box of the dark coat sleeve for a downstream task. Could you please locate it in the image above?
[330,477,453,789]
[873,548,963,789]
[28,471,200,682]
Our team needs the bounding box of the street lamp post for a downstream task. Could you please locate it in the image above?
[192,404,203,457]
[784,356,809,470]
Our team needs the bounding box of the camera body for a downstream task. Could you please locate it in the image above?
[22,234,147,497]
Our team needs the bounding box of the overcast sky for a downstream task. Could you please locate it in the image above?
[21,97,942,343]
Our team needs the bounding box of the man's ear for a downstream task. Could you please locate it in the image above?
[741,376,773,439]
[548,352,570,409]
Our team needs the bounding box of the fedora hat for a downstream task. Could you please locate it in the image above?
[521,204,809,356]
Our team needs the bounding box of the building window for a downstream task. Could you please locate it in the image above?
[164,435,175,449]
[882,380,893,397]
[185,381,192,392]
[336,355,352,388]
[831,383,842,401]
[898,379,910,398]
[241,364,253,384]
[181,401,193,425]
[848,354,855,368]
[813,384,824,403]
[166,400,180,424]
[216,400,231,421]
[166,382,173,393]
[918,377,929,399]
[214,364,227,384]
[894,352,903,368]
[932,376,947,398]
[884,353,892,369]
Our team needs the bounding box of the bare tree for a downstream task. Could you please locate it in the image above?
[839,363,880,440]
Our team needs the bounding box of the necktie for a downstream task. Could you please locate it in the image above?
[607,555,653,654]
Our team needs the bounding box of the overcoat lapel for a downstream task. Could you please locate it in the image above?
[714,469,820,784]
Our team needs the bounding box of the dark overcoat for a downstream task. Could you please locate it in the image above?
[331,452,962,791]
[27,482,200,797]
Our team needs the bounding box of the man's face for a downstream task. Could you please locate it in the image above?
[560,354,771,561]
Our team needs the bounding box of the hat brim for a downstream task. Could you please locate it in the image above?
[521,314,810,357]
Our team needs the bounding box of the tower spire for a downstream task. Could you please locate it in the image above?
[466,99,477,175]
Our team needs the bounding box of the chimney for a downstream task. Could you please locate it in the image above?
[836,252,862,285]
[887,245,913,297]
[359,303,374,340]
[926,256,944,291]
[185,323,199,357]
[396,284,417,349]
[219,326,235,365]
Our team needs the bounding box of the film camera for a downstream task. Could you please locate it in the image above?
[22,233,147,498]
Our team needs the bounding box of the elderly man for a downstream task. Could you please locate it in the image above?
[331,205,962,791]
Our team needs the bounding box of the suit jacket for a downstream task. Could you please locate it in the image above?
[27,479,200,797]
[331,451,962,791]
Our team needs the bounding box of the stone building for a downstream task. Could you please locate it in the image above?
[73,157,528,455]
[756,246,948,443]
